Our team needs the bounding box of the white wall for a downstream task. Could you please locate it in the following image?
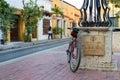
[5,0,27,9]
[5,0,51,11]
[5,0,52,40]
[37,0,52,40]
[37,0,51,12]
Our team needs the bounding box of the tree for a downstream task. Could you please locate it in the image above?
[51,6,64,18]
[51,6,64,38]
[107,0,120,7]
[107,0,120,22]
[21,0,44,42]
[0,0,16,44]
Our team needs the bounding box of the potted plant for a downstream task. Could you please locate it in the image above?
[52,27,62,39]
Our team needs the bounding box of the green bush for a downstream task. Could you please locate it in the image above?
[23,33,31,42]
[52,27,62,35]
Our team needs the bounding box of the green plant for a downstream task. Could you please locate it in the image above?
[21,0,44,42]
[107,0,120,8]
[23,32,31,42]
[53,27,62,35]
[51,6,64,18]
[51,6,64,38]
[0,0,16,44]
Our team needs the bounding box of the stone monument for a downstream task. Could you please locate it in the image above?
[78,0,117,71]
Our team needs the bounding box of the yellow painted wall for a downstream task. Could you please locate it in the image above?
[63,2,80,21]
[7,9,38,42]
[119,18,120,27]
[51,0,80,36]
[52,0,61,7]
[7,9,25,42]
[51,0,80,24]
[7,20,25,42]
[51,0,62,28]
[62,2,80,36]
[18,20,25,41]
[7,31,10,42]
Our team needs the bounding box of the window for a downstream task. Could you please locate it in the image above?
[57,19,60,27]
[63,21,66,35]
[43,19,50,35]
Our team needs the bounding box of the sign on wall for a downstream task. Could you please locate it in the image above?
[82,35,105,56]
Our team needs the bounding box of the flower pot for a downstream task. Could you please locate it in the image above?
[54,34,60,39]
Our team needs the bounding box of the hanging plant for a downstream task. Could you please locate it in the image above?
[44,11,51,17]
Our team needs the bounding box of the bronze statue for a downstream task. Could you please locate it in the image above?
[79,0,112,27]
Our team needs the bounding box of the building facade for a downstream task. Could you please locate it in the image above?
[4,0,80,42]
[51,0,80,37]
[5,0,52,42]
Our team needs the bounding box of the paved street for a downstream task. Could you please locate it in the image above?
[0,39,69,62]
[0,44,120,80]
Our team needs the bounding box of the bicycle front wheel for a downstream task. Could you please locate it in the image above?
[70,43,81,72]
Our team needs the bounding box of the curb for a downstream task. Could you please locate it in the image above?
[0,38,70,51]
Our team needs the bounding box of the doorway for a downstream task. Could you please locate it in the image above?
[10,16,19,41]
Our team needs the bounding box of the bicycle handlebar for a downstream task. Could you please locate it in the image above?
[67,27,90,33]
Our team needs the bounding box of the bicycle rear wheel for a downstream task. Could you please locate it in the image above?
[66,42,72,63]
[69,42,81,72]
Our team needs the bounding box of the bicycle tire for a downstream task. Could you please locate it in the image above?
[69,42,81,72]
[66,42,72,63]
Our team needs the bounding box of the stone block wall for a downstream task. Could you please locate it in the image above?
[112,32,120,51]
[77,27,117,70]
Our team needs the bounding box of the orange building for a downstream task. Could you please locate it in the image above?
[51,0,80,37]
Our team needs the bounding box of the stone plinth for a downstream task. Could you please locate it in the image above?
[112,32,120,51]
[77,27,117,71]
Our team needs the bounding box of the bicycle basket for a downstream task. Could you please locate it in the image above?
[71,30,79,38]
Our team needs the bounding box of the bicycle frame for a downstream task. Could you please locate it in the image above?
[71,38,78,58]
[66,27,89,72]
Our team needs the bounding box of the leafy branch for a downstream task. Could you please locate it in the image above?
[21,0,44,42]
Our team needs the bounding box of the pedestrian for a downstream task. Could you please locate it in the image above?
[48,26,53,40]
[0,29,3,44]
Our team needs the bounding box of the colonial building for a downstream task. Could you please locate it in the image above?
[4,0,80,42]
[36,0,52,40]
[5,0,52,41]
[51,0,80,37]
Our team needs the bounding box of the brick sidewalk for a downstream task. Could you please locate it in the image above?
[0,44,120,80]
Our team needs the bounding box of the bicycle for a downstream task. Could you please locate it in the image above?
[66,28,89,72]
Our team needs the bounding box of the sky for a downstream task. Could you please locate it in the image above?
[63,0,84,9]
[5,0,84,9]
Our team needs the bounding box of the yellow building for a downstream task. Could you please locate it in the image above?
[6,0,52,42]
[51,0,80,37]
[7,10,25,42]
[6,0,81,42]
[109,3,120,27]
